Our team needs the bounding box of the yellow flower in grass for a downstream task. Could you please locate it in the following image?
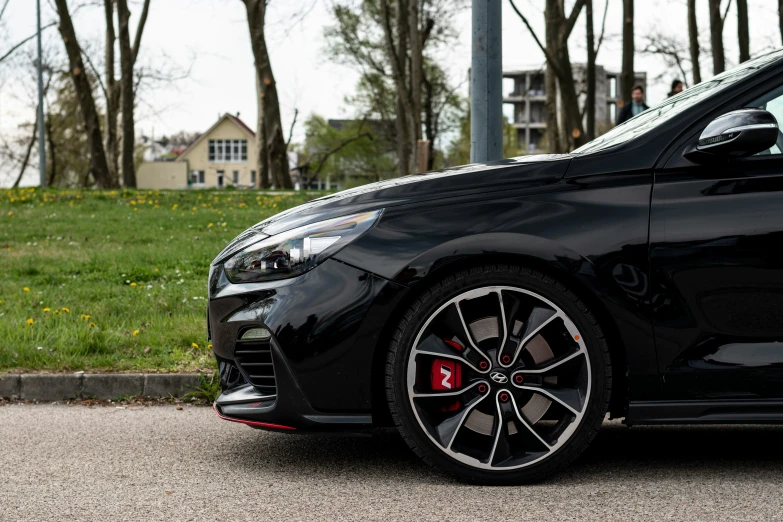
[43,308,50,313]
[81,314,91,321]
[133,329,140,336]
[89,322,96,328]
[130,282,137,287]
[26,318,34,326]
[191,342,199,349]
[61,307,70,313]
[23,287,30,292]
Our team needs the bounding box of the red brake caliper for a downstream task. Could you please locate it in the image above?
[432,339,464,412]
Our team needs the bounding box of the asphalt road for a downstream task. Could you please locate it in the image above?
[2,405,783,521]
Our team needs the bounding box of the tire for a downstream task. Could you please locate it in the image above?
[385,264,611,485]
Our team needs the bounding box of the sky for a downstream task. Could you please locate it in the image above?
[1,0,781,187]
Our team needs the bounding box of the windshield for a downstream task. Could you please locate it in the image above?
[572,49,783,155]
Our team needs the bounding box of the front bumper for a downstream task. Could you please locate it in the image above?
[208,258,407,433]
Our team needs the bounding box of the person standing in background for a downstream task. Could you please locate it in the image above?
[616,85,650,125]
[669,80,684,97]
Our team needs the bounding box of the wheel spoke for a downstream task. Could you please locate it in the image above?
[438,304,492,370]
[515,385,582,415]
[413,334,482,371]
[441,389,491,449]
[509,307,560,365]
[488,394,517,466]
[513,347,586,375]
[508,392,552,451]
[412,380,484,398]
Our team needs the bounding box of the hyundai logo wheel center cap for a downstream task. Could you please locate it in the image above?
[490,371,508,384]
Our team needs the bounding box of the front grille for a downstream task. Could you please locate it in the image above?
[217,357,247,391]
[234,340,276,395]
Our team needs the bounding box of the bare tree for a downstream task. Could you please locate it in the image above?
[708,0,732,75]
[255,70,270,188]
[584,0,608,141]
[242,0,293,189]
[621,0,634,104]
[103,0,119,182]
[737,0,749,63]
[586,0,595,141]
[116,0,137,187]
[53,0,115,188]
[688,0,701,84]
[380,0,412,177]
[509,0,587,151]
[641,31,690,87]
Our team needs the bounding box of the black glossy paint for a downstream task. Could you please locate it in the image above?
[210,49,783,429]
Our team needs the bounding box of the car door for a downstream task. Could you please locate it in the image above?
[650,81,783,401]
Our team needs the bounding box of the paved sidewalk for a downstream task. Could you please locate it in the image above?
[2,404,783,521]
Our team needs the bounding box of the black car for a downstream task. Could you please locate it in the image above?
[208,49,783,484]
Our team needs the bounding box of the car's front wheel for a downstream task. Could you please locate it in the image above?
[386,264,611,484]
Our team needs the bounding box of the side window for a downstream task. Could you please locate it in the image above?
[746,84,783,155]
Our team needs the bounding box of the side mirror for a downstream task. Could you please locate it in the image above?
[684,108,779,162]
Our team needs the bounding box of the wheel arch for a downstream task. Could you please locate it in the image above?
[370,252,629,426]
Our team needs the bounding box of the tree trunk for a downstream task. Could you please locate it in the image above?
[708,0,726,74]
[12,110,38,189]
[621,0,634,104]
[688,0,701,84]
[255,69,270,189]
[543,1,561,153]
[422,71,436,170]
[46,113,57,186]
[381,0,411,177]
[103,0,119,184]
[779,0,783,46]
[408,0,423,173]
[737,0,749,63]
[242,0,293,189]
[585,0,596,141]
[117,0,136,188]
[54,0,115,188]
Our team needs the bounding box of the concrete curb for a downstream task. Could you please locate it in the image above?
[0,373,206,401]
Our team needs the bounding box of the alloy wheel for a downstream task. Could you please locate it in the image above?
[406,285,591,470]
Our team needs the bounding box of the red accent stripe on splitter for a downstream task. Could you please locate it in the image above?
[212,404,296,431]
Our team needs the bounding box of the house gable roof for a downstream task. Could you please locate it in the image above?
[176,113,256,161]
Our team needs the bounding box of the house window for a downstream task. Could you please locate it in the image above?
[250,170,256,185]
[208,139,248,163]
[232,170,239,185]
[217,170,224,188]
[189,170,205,185]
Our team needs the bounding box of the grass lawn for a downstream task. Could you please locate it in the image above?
[0,187,320,373]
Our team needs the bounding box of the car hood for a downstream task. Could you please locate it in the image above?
[257,154,571,235]
[212,154,571,265]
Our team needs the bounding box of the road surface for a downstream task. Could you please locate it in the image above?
[2,404,783,521]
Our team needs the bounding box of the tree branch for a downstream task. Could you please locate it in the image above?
[594,0,610,57]
[286,108,298,147]
[0,0,11,23]
[131,0,151,65]
[82,49,108,100]
[507,0,563,77]
[0,22,57,64]
[303,131,374,185]
[721,0,732,24]
[566,0,587,38]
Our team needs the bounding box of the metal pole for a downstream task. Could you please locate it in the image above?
[470,0,503,163]
[36,0,46,186]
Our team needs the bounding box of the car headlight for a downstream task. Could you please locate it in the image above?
[223,210,383,283]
